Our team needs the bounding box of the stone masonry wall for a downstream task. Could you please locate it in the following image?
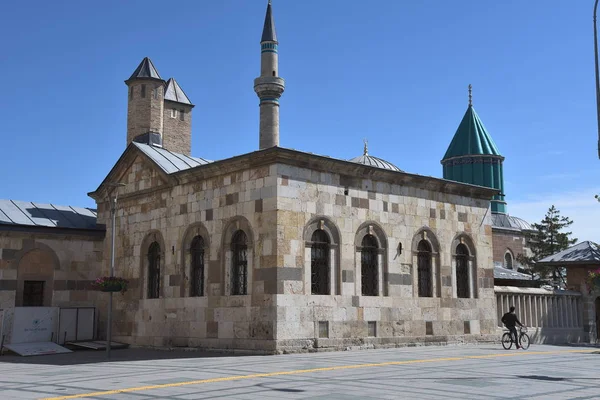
[0,232,103,311]
[97,156,280,350]
[492,229,526,267]
[273,163,497,351]
[162,100,192,156]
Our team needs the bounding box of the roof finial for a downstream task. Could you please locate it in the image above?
[363,139,368,156]
[468,84,473,107]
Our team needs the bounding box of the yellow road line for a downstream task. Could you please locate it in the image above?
[40,349,596,400]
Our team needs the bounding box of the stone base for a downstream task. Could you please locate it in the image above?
[111,334,501,355]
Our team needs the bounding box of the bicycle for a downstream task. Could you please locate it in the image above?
[501,326,530,350]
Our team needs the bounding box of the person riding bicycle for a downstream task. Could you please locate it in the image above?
[501,306,524,349]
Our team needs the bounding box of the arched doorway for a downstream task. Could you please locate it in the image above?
[595,297,600,344]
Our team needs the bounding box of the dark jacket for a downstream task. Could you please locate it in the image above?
[501,312,521,328]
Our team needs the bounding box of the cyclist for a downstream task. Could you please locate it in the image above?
[501,306,524,349]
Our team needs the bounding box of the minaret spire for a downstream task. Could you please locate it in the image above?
[254,0,285,149]
[468,84,472,107]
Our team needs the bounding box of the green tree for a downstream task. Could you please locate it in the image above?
[517,205,577,286]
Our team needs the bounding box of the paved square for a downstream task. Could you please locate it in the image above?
[0,344,598,399]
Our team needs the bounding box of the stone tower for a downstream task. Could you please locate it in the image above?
[441,86,507,213]
[254,0,285,149]
[125,58,194,155]
[125,57,165,147]
[162,78,194,155]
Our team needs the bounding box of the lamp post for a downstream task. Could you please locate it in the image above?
[106,182,125,359]
[594,0,600,158]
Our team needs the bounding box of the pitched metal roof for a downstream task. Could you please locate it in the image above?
[0,199,99,230]
[164,78,192,105]
[494,265,532,281]
[261,1,277,42]
[132,142,212,174]
[491,213,533,232]
[128,57,162,81]
[538,241,600,265]
[443,106,502,160]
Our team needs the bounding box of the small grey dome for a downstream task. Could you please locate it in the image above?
[348,141,402,172]
[491,213,533,231]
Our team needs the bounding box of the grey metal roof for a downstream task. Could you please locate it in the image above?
[494,265,532,281]
[491,213,533,231]
[128,57,162,81]
[0,199,99,230]
[132,142,212,174]
[164,78,192,105]
[348,143,402,172]
[538,241,600,265]
[261,1,277,42]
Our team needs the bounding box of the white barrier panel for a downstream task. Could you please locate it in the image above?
[4,342,72,357]
[9,307,58,344]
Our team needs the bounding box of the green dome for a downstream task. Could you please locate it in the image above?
[442,106,501,160]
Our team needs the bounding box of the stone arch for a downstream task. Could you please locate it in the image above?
[451,232,478,299]
[411,227,441,298]
[354,221,389,296]
[181,222,210,297]
[221,216,255,295]
[14,243,59,307]
[303,216,341,295]
[140,230,166,299]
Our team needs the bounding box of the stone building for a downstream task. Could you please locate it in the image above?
[0,201,103,310]
[84,1,503,352]
[5,1,591,352]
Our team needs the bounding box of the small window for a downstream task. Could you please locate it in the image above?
[311,230,330,295]
[417,240,433,297]
[272,71,276,76]
[148,241,161,299]
[141,84,146,98]
[23,281,45,307]
[170,109,177,119]
[129,86,134,100]
[152,87,159,99]
[231,230,248,295]
[179,109,184,121]
[504,251,513,270]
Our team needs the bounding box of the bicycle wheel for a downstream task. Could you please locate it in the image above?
[502,332,513,350]
[520,333,530,350]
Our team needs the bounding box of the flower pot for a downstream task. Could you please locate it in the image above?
[101,284,124,293]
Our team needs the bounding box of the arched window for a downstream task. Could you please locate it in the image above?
[456,243,470,298]
[417,240,432,297]
[361,235,378,296]
[311,230,330,295]
[504,251,513,270]
[148,242,161,299]
[190,236,205,297]
[231,230,248,295]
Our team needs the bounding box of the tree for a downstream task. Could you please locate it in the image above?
[517,205,577,286]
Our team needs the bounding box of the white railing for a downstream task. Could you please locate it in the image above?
[495,286,583,329]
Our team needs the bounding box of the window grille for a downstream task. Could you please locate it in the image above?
[311,230,330,295]
[504,252,513,270]
[361,235,378,296]
[417,240,432,297]
[456,243,470,298]
[148,241,161,299]
[231,230,248,295]
[190,236,205,297]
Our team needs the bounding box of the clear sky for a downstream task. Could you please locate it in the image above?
[1,0,599,241]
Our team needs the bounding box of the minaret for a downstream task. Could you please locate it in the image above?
[125,57,165,147]
[254,0,285,149]
[441,85,507,213]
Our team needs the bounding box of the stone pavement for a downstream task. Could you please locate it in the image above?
[0,344,599,400]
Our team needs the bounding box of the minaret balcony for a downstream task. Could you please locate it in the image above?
[254,77,285,97]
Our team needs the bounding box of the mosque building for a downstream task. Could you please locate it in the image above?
[3,1,590,351]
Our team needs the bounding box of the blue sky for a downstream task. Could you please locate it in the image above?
[1,0,599,241]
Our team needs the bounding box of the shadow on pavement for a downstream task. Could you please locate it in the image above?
[0,347,261,366]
